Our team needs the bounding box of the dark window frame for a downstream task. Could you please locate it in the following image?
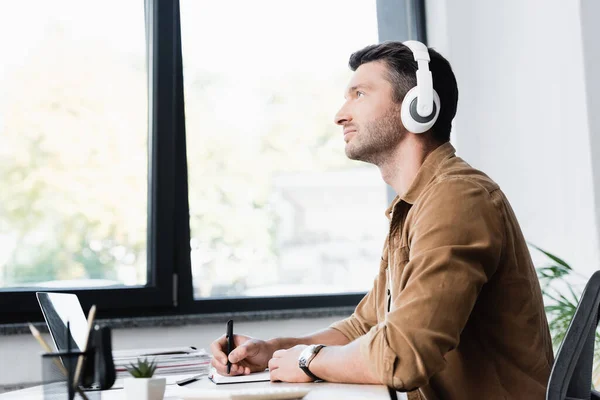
[0,0,426,324]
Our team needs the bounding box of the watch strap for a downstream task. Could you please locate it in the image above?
[299,344,325,381]
[301,365,321,381]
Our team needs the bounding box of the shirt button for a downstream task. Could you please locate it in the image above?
[385,360,392,371]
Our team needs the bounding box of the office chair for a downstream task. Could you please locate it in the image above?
[547,270,600,400]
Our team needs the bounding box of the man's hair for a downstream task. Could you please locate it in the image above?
[348,41,458,143]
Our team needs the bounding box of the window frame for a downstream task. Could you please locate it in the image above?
[0,0,426,324]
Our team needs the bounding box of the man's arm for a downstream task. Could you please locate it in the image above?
[327,243,388,341]
[269,259,386,349]
[211,328,351,375]
[269,339,381,384]
[213,233,386,376]
[267,327,351,350]
[268,238,390,354]
[214,261,384,375]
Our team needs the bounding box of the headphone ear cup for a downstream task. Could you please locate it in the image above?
[400,87,441,134]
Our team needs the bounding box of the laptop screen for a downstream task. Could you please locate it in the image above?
[36,292,89,352]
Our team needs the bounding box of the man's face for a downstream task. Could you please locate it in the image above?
[334,61,404,165]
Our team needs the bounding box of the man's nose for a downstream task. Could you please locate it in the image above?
[334,104,351,126]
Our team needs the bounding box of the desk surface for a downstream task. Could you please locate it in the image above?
[0,376,407,400]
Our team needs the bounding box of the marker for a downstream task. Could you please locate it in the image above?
[226,320,234,374]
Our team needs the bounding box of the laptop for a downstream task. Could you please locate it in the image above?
[36,292,204,388]
[36,292,197,358]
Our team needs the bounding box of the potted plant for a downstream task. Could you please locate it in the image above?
[124,357,166,400]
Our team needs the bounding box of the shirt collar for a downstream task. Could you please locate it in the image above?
[384,142,457,219]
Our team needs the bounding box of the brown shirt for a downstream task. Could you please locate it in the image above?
[330,143,554,399]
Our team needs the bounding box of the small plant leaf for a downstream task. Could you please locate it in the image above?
[529,243,572,270]
[125,357,157,378]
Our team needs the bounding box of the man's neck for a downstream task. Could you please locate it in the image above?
[379,136,440,197]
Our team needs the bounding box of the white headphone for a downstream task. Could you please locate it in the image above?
[400,40,441,134]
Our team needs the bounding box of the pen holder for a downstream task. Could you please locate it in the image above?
[41,351,100,400]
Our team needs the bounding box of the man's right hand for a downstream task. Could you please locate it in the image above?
[210,334,276,376]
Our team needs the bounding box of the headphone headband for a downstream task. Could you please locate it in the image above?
[402,40,431,63]
[402,40,434,117]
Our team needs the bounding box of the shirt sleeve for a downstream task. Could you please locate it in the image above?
[359,178,504,390]
[329,240,389,341]
[329,281,379,342]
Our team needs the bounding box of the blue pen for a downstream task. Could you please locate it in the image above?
[226,320,234,374]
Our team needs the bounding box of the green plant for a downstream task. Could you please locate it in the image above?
[532,244,600,387]
[125,357,157,378]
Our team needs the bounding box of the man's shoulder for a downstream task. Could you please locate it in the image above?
[432,156,501,197]
[406,158,507,246]
[408,156,506,214]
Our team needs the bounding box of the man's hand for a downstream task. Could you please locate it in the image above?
[210,334,275,376]
[268,345,314,383]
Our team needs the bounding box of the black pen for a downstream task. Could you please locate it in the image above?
[226,319,234,374]
[176,373,207,386]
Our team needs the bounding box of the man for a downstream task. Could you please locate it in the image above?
[210,41,554,399]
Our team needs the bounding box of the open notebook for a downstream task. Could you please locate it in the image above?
[208,369,271,385]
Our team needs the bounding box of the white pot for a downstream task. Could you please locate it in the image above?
[124,377,166,400]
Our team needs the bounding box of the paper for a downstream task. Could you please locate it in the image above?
[113,348,211,379]
[113,346,198,358]
[208,369,271,384]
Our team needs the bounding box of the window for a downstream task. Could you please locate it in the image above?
[180,0,387,299]
[0,0,148,289]
[0,0,178,323]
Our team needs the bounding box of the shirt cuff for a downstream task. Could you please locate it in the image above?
[359,323,404,390]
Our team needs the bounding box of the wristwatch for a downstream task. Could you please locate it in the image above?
[298,344,326,381]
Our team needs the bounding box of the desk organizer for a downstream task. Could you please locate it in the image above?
[40,324,116,400]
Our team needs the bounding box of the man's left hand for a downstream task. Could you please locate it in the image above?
[268,345,315,383]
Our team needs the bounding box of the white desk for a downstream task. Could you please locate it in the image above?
[0,376,407,399]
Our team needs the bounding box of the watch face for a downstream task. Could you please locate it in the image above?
[299,356,308,368]
[298,346,315,368]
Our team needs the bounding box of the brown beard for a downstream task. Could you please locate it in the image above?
[345,105,404,166]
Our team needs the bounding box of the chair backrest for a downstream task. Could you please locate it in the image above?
[547,270,600,400]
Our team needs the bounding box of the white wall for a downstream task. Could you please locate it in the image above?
[426,0,600,277]
[0,316,342,388]
[580,0,600,263]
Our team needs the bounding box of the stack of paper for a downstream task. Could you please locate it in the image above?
[113,348,212,379]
